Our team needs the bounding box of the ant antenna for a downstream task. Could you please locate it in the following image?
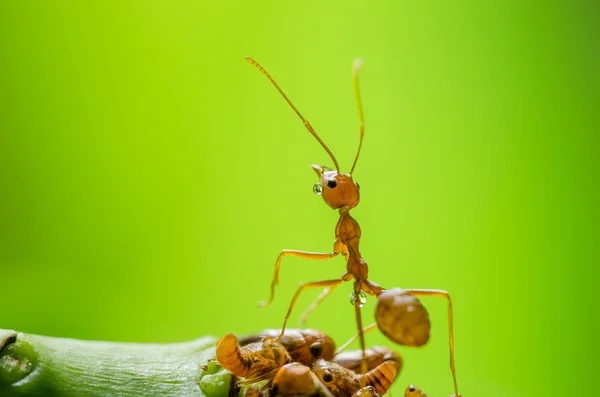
[349,58,365,175]
[245,57,341,174]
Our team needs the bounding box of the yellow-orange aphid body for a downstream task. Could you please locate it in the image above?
[311,358,396,397]
[333,346,402,377]
[359,361,396,396]
[239,329,336,366]
[375,289,430,347]
[216,333,291,383]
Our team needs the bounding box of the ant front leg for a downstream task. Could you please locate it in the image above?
[405,289,459,397]
[298,241,349,323]
[260,247,342,308]
[277,278,345,340]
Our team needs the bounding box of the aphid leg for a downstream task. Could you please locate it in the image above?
[405,289,459,397]
[299,283,341,325]
[277,279,345,340]
[335,323,378,355]
[259,250,340,308]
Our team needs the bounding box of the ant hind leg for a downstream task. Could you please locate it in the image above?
[405,289,459,397]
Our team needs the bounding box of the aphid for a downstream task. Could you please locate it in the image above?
[311,358,396,397]
[271,362,334,397]
[238,328,336,367]
[351,386,380,397]
[404,385,427,397]
[245,57,460,396]
[215,333,291,384]
[333,346,402,377]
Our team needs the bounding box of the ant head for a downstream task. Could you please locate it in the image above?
[246,57,366,211]
[312,165,360,210]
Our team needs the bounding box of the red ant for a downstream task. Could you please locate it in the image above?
[245,57,460,397]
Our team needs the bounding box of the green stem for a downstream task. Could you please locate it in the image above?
[0,329,231,397]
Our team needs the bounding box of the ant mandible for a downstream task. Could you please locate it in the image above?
[244,57,460,397]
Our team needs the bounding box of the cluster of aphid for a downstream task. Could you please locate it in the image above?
[208,57,461,397]
[216,328,429,397]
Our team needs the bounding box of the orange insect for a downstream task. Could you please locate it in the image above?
[272,362,384,397]
[245,57,460,396]
[272,362,334,397]
[238,328,336,367]
[351,386,380,397]
[333,346,402,377]
[215,333,290,384]
[404,385,427,397]
[311,358,397,397]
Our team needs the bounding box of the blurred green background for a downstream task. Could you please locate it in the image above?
[1,1,598,396]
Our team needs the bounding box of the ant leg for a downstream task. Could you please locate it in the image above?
[260,250,340,308]
[277,278,345,340]
[353,301,370,374]
[299,283,341,325]
[352,282,370,374]
[334,323,378,355]
[406,289,459,397]
[362,279,385,296]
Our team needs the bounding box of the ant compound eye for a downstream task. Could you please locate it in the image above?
[356,182,360,190]
[327,180,337,189]
[313,183,323,195]
[322,371,333,383]
[309,342,323,357]
[409,386,416,392]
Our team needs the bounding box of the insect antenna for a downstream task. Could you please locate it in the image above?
[245,57,341,174]
[349,58,365,175]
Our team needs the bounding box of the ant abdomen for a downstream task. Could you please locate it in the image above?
[374,288,431,347]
